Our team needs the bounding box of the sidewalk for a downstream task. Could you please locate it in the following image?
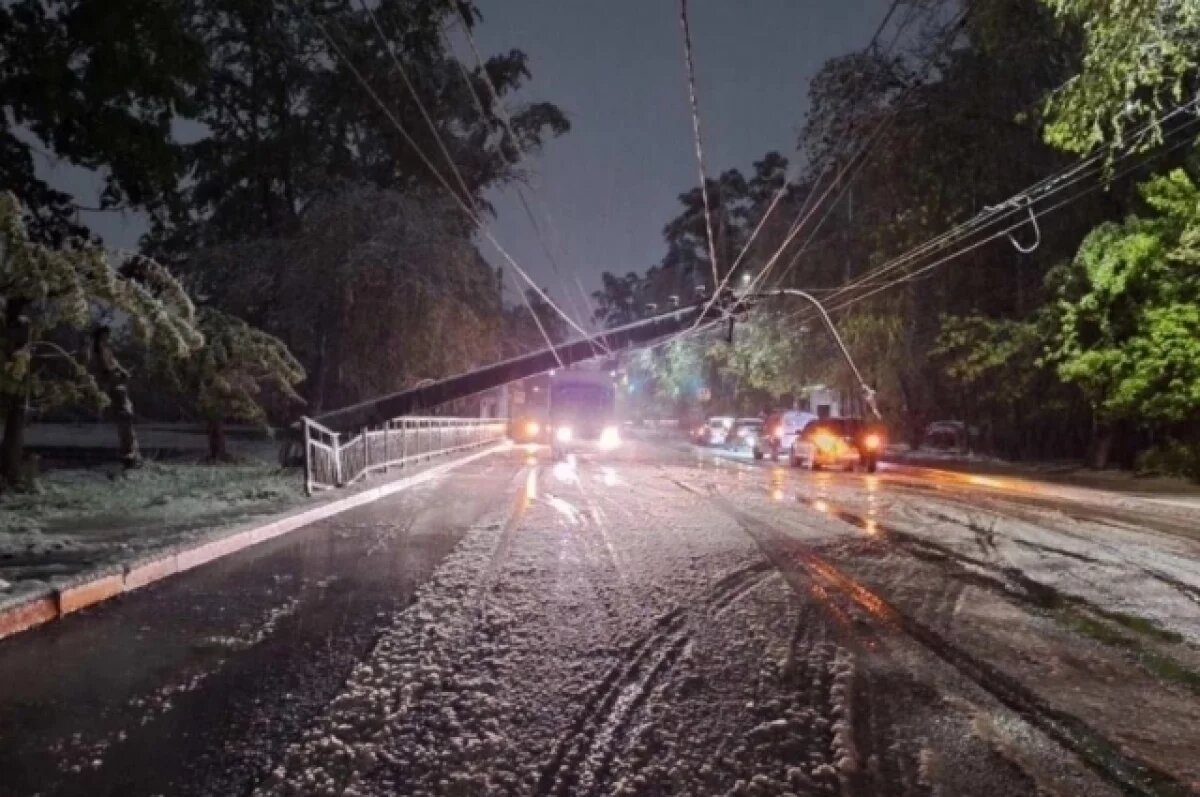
[0,442,508,640]
[885,449,1200,504]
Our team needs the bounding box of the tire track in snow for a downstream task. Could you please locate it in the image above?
[693,486,1191,797]
[535,562,774,796]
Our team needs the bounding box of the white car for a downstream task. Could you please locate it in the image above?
[695,416,733,446]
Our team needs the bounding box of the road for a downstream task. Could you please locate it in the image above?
[1,438,1199,796]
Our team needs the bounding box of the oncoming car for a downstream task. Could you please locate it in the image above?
[790,417,885,472]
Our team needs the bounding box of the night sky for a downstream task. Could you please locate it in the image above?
[36,0,889,308]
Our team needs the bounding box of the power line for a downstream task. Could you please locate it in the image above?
[781,106,1200,327]
[350,3,566,366]
[812,97,1200,314]
[751,2,975,297]
[438,16,611,357]
[299,4,596,361]
[659,0,918,354]
[678,0,721,290]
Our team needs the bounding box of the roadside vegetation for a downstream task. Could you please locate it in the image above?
[0,0,569,493]
[602,0,1200,479]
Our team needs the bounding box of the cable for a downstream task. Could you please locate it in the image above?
[750,2,975,297]
[790,112,1200,324]
[351,3,567,367]
[441,15,612,356]
[573,0,936,362]
[812,99,1200,313]
[299,5,597,360]
[678,0,721,289]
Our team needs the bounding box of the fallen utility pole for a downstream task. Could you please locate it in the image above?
[313,287,884,434]
[315,294,746,433]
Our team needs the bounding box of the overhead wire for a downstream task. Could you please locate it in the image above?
[669,0,968,351]
[819,137,1200,318]
[351,2,567,367]
[808,96,1200,314]
[441,12,610,345]
[747,2,975,298]
[299,4,598,367]
[437,14,612,358]
[678,0,721,290]
[782,102,1200,326]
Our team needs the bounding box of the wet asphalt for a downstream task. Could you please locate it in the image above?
[0,452,526,797]
[1,439,1195,797]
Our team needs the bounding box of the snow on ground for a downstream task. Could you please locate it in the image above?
[680,455,1200,789]
[258,452,1122,796]
[0,459,303,602]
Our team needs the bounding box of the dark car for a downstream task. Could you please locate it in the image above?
[790,417,885,473]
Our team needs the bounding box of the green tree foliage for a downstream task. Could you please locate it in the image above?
[159,308,304,459]
[0,0,204,242]
[1045,167,1200,428]
[180,186,504,411]
[1039,0,1200,152]
[153,0,569,254]
[0,192,201,487]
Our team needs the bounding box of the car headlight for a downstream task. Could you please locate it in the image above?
[526,420,541,436]
[555,426,573,443]
[599,426,621,450]
[864,433,881,451]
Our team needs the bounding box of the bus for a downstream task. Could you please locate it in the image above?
[547,365,621,458]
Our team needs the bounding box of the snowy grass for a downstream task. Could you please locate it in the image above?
[0,459,300,535]
[0,458,303,599]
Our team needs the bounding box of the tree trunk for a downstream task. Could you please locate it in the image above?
[207,418,228,461]
[1,297,32,487]
[1089,424,1114,470]
[92,327,141,469]
[1,398,27,488]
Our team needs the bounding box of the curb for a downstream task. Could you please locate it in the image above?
[0,442,509,642]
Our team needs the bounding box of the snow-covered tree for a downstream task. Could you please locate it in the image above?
[0,193,202,487]
[158,308,305,460]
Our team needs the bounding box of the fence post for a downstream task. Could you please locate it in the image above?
[383,422,389,473]
[302,418,314,496]
[333,432,343,487]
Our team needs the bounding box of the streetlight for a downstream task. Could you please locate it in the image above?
[754,288,881,420]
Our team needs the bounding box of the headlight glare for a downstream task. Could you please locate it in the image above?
[599,426,621,450]
[555,426,573,443]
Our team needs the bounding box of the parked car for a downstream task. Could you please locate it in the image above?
[726,418,763,451]
[695,416,734,446]
[754,410,818,461]
[790,417,885,472]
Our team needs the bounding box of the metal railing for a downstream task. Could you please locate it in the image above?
[301,416,506,494]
